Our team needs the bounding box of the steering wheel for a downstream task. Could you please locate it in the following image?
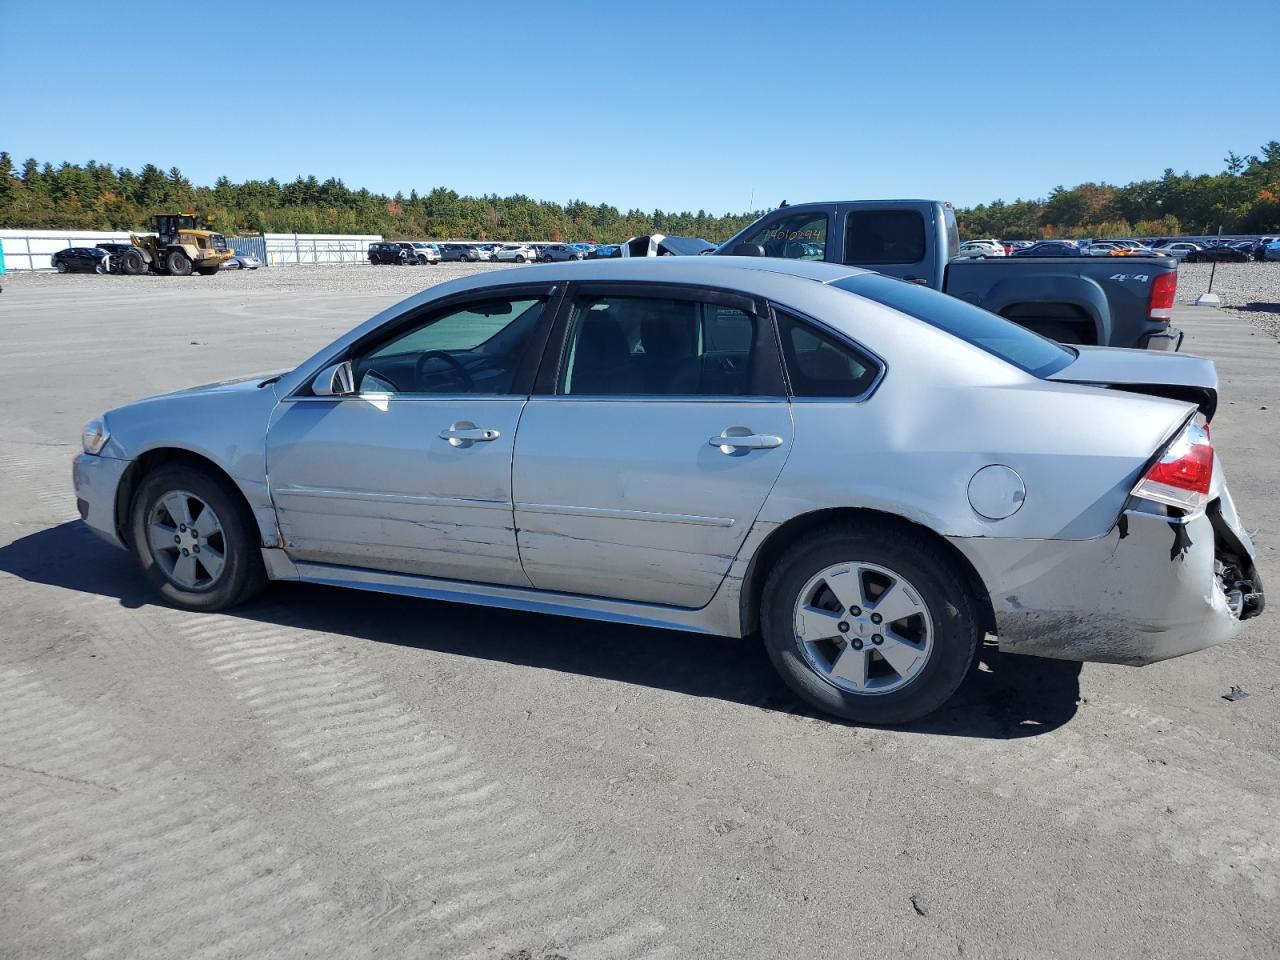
[415,350,474,392]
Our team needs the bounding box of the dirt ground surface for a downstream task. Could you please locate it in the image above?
[1,264,1278,960]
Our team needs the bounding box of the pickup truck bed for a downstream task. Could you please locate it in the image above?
[715,200,1181,351]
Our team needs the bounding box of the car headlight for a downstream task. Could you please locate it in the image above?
[81,416,110,455]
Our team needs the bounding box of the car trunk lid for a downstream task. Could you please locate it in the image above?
[1045,346,1218,419]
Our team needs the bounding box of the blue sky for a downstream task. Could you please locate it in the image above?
[3,1,1276,213]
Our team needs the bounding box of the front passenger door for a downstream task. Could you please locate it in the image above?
[267,289,556,586]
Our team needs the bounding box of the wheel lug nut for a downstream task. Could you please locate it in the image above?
[837,622,850,633]
[193,545,200,553]
[849,606,861,617]
[181,548,189,556]
[872,634,883,645]
[179,524,186,532]
[852,639,864,651]
[174,535,181,544]
[870,613,882,624]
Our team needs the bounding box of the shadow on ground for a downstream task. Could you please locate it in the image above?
[1234,301,1280,313]
[1,521,1082,739]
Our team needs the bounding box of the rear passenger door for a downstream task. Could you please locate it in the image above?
[512,283,793,608]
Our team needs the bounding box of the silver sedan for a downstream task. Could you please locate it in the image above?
[71,257,1265,723]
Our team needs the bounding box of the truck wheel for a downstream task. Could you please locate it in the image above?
[196,266,220,276]
[121,250,146,275]
[760,520,980,725]
[166,250,193,276]
[129,464,267,612]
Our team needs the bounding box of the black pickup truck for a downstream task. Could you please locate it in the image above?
[716,200,1181,350]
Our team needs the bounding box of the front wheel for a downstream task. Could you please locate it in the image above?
[760,520,980,724]
[165,250,193,276]
[129,465,266,611]
[55,261,69,273]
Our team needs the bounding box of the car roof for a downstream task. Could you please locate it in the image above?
[435,255,873,296]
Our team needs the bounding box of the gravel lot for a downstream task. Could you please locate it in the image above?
[1177,261,1280,335]
[1,264,1278,960]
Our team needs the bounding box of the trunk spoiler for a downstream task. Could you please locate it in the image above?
[1047,346,1218,419]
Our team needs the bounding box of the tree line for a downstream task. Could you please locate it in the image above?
[1,142,1277,243]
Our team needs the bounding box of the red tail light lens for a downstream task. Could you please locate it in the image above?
[1148,271,1177,322]
[1132,418,1213,511]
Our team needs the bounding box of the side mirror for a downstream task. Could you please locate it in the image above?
[312,360,355,397]
[731,243,766,257]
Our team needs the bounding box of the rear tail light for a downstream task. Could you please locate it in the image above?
[1132,417,1213,512]
[1148,270,1177,322]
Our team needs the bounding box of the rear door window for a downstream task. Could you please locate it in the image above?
[844,210,927,265]
[775,310,882,398]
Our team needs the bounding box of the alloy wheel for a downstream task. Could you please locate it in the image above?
[146,490,227,590]
[793,561,934,695]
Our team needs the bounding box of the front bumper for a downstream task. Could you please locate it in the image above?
[72,452,131,550]
[950,482,1263,665]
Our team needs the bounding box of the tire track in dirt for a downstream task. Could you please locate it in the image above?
[0,668,376,960]
[182,608,674,958]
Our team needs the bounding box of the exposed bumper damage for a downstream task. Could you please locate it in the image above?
[950,482,1263,665]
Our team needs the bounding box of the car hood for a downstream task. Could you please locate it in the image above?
[147,370,291,401]
[1046,346,1218,419]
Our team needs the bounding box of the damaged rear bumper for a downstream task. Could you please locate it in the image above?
[948,481,1263,665]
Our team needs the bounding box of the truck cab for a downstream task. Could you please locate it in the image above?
[717,200,1180,351]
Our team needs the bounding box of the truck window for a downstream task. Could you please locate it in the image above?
[832,274,1074,378]
[738,212,827,260]
[844,210,926,265]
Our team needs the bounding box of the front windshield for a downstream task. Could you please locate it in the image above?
[832,274,1075,378]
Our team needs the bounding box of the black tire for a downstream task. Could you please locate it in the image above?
[55,261,68,273]
[166,249,193,276]
[760,520,980,725]
[129,464,267,612]
[515,255,526,262]
[196,266,220,276]
[121,250,146,275]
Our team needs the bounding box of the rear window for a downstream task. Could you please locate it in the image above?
[832,274,1075,377]
[844,210,926,265]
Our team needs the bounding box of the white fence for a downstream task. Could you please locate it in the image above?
[0,229,135,271]
[264,233,382,266]
[0,229,384,271]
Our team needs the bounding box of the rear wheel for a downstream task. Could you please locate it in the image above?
[1033,322,1086,345]
[760,521,980,724]
[129,465,266,611]
[166,250,193,276]
[515,254,526,262]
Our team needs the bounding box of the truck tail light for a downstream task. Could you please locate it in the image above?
[1148,270,1177,322]
[1132,417,1213,512]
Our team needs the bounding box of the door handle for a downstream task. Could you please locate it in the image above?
[709,430,784,454]
[440,421,501,447]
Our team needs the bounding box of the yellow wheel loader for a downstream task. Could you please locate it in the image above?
[121,214,234,276]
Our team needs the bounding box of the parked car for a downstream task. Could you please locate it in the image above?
[51,247,108,273]
[368,242,412,265]
[493,244,537,263]
[222,252,263,270]
[1265,239,1280,261]
[71,257,1264,724]
[1156,241,1203,261]
[588,244,621,259]
[717,201,1180,349]
[409,242,441,265]
[957,240,1004,258]
[1185,246,1250,263]
[1012,241,1084,257]
[540,243,585,262]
